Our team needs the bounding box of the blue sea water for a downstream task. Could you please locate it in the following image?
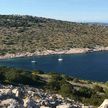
[0,51,108,82]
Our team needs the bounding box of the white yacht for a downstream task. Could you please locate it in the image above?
[58,55,63,61]
[58,58,63,61]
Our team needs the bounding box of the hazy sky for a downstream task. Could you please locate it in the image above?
[0,0,108,22]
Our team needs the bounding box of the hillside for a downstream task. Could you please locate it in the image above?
[0,15,108,55]
[0,66,108,107]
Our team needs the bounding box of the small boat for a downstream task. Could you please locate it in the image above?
[58,58,63,61]
[58,55,63,61]
[31,60,37,63]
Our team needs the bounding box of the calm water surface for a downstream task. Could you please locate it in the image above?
[0,51,108,82]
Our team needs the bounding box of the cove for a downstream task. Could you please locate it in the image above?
[0,51,108,82]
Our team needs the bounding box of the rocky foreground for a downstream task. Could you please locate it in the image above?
[0,84,95,108]
[0,83,108,108]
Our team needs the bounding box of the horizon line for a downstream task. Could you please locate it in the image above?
[0,13,108,24]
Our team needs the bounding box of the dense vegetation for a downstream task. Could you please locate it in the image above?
[0,15,108,55]
[1,66,108,106]
[46,73,108,106]
[0,66,45,87]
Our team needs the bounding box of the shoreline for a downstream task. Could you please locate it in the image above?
[0,47,108,60]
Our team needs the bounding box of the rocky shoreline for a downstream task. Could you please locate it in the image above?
[0,47,108,60]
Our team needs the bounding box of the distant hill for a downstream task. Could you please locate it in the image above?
[88,22,108,26]
[0,15,108,55]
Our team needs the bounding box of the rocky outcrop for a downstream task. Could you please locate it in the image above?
[1,83,107,108]
[98,99,108,108]
[0,84,88,108]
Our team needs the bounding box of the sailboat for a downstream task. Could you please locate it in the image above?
[31,56,37,63]
[58,55,63,62]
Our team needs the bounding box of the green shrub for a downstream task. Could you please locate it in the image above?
[59,83,73,97]
[93,85,104,92]
[74,87,93,98]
